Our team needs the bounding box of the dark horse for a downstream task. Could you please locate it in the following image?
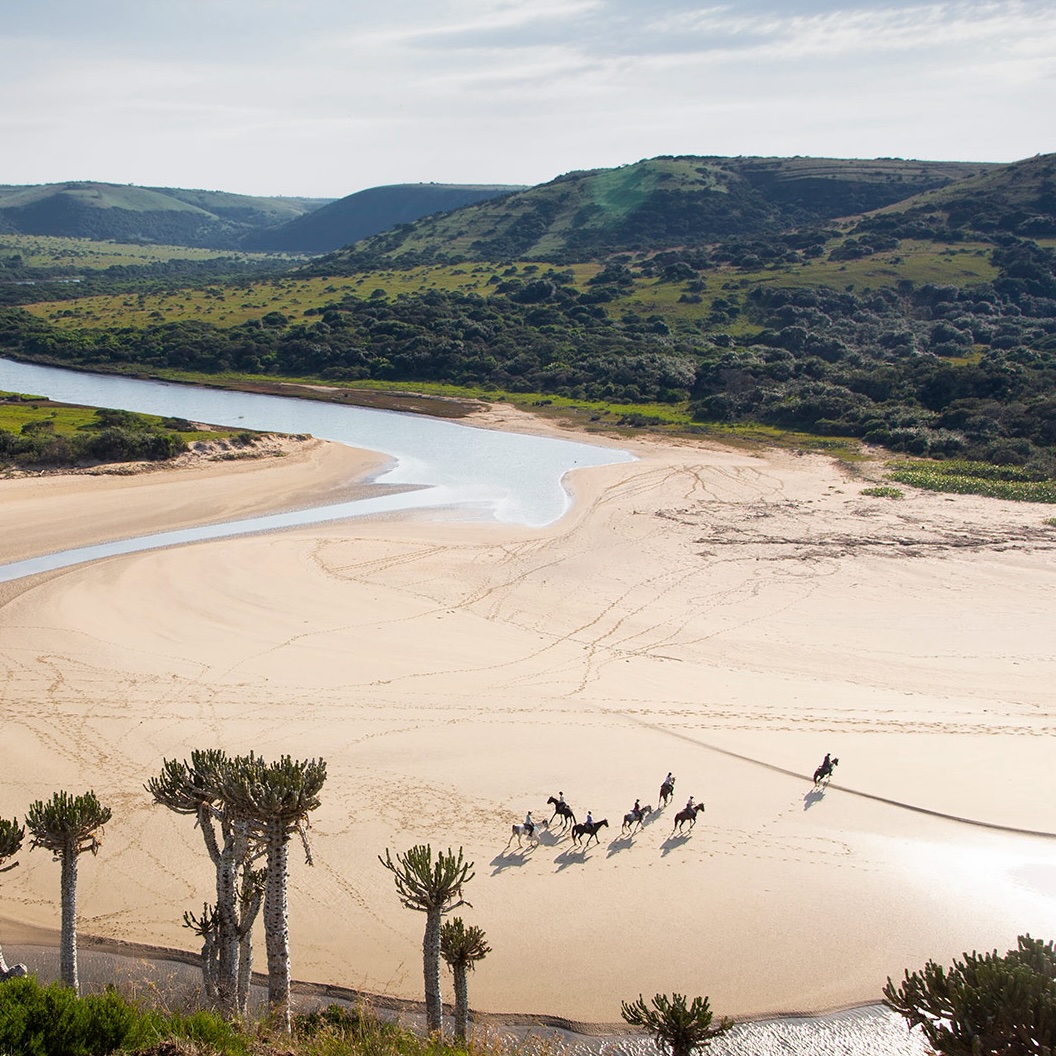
[813,757,839,787]
[547,795,576,828]
[622,804,652,834]
[671,802,705,833]
[571,818,608,847]
[659,780,675,807]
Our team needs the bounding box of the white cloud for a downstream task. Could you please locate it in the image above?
[0,0,1052,195]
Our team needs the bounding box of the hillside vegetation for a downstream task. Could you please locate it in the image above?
[3,152,1056,484]
[0,182,331,249]
[314,155,997,268]
[243,184,526,254]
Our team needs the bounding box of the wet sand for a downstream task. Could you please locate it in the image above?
[1,407,1054,1033]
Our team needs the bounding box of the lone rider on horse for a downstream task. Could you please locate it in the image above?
[523,811,534,838]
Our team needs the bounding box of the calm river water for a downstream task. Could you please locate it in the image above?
[0,358,633,581]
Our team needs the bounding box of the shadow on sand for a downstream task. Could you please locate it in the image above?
[660,832,692,856]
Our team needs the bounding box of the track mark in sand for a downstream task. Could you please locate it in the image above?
[613,712,1056,840]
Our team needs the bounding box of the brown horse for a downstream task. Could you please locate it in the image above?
[813,757,839,787]
[672,802,705,833]
[571,818,608,846]
[547,795,576,828]
[659,780,675,807]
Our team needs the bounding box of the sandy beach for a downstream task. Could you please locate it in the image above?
[1,407,1055,1031]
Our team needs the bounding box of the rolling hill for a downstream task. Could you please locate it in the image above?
[311,155,1001,269]
[241,183,525,254]
[0,182,332,249]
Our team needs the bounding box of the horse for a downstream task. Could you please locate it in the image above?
[506,818,548,849]
[571,818,608,847]
[812,757,839,787]
[671,802,705,833]
[547,795,576,828]
[621,804,653,834]
[659,779,675,807]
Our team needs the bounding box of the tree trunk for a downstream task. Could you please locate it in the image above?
[59,841,78,992]
[262,820,291,1033]
[453,962,469,1041]
[423,907,443,1033]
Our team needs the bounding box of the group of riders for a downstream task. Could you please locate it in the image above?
[520,771,699,838]
[518,755,836,838]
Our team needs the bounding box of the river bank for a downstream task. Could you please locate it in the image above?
[1,387,1054,1034]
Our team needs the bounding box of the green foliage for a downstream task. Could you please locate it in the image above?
[220,753,327,825]
[0,976,146,1056]
[621,992,733,1056]
[440,918,491,971]
[0,817,23,872]
[860,486,904,498]
[888,460,1056,502]
[884,934,1056,1055]
[379,845,475,914]
[25,791,112,857]
[0,975,252,1056]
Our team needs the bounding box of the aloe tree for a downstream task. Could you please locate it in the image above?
[0,817,27,980]
[440,916,491,1041]
[146,749,265,1019]
[380,844,474,1033]
[25,791,112,993]
[221,754,326,1034]
[621,993,733,1056]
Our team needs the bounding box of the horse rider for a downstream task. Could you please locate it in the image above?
[523,811,534,837]
[820,752,832,776]
[664,772,675,790]
[558,791,566,805]
[585,809,594,828]
[632,797,642,820]
[685,795,695,812]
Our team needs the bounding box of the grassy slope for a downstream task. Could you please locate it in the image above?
[320,155,997,266]
[20,239,997,331]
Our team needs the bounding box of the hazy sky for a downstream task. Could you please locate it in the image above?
[2,0,1053,198]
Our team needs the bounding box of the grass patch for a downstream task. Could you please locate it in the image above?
[887,460,1056,503]
[860,485,904,498]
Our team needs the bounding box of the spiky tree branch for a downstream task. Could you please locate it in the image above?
[25,791,111,993]
[379,845,475,1034]
[621,993,733,1056]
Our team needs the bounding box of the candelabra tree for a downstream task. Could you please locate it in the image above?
[440,916,491,1041]
[25,791,111,993]
[221,753,326,1034]
[146,749,266,1019]
[380,844,474,1034]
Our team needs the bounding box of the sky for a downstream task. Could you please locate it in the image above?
[2,0,1053,199]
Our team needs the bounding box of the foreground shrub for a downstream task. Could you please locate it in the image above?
[884,934,1056,1055]
[0,975,249,1056]
[0,976,144,1056]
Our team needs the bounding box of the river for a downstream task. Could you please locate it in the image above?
[0,358,634,581]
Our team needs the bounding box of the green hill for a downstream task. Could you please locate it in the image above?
[0,182,332,249]
[242,183,525,254]
[313,155,999,269]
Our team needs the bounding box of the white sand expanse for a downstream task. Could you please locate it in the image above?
[1,410,1055,1031]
